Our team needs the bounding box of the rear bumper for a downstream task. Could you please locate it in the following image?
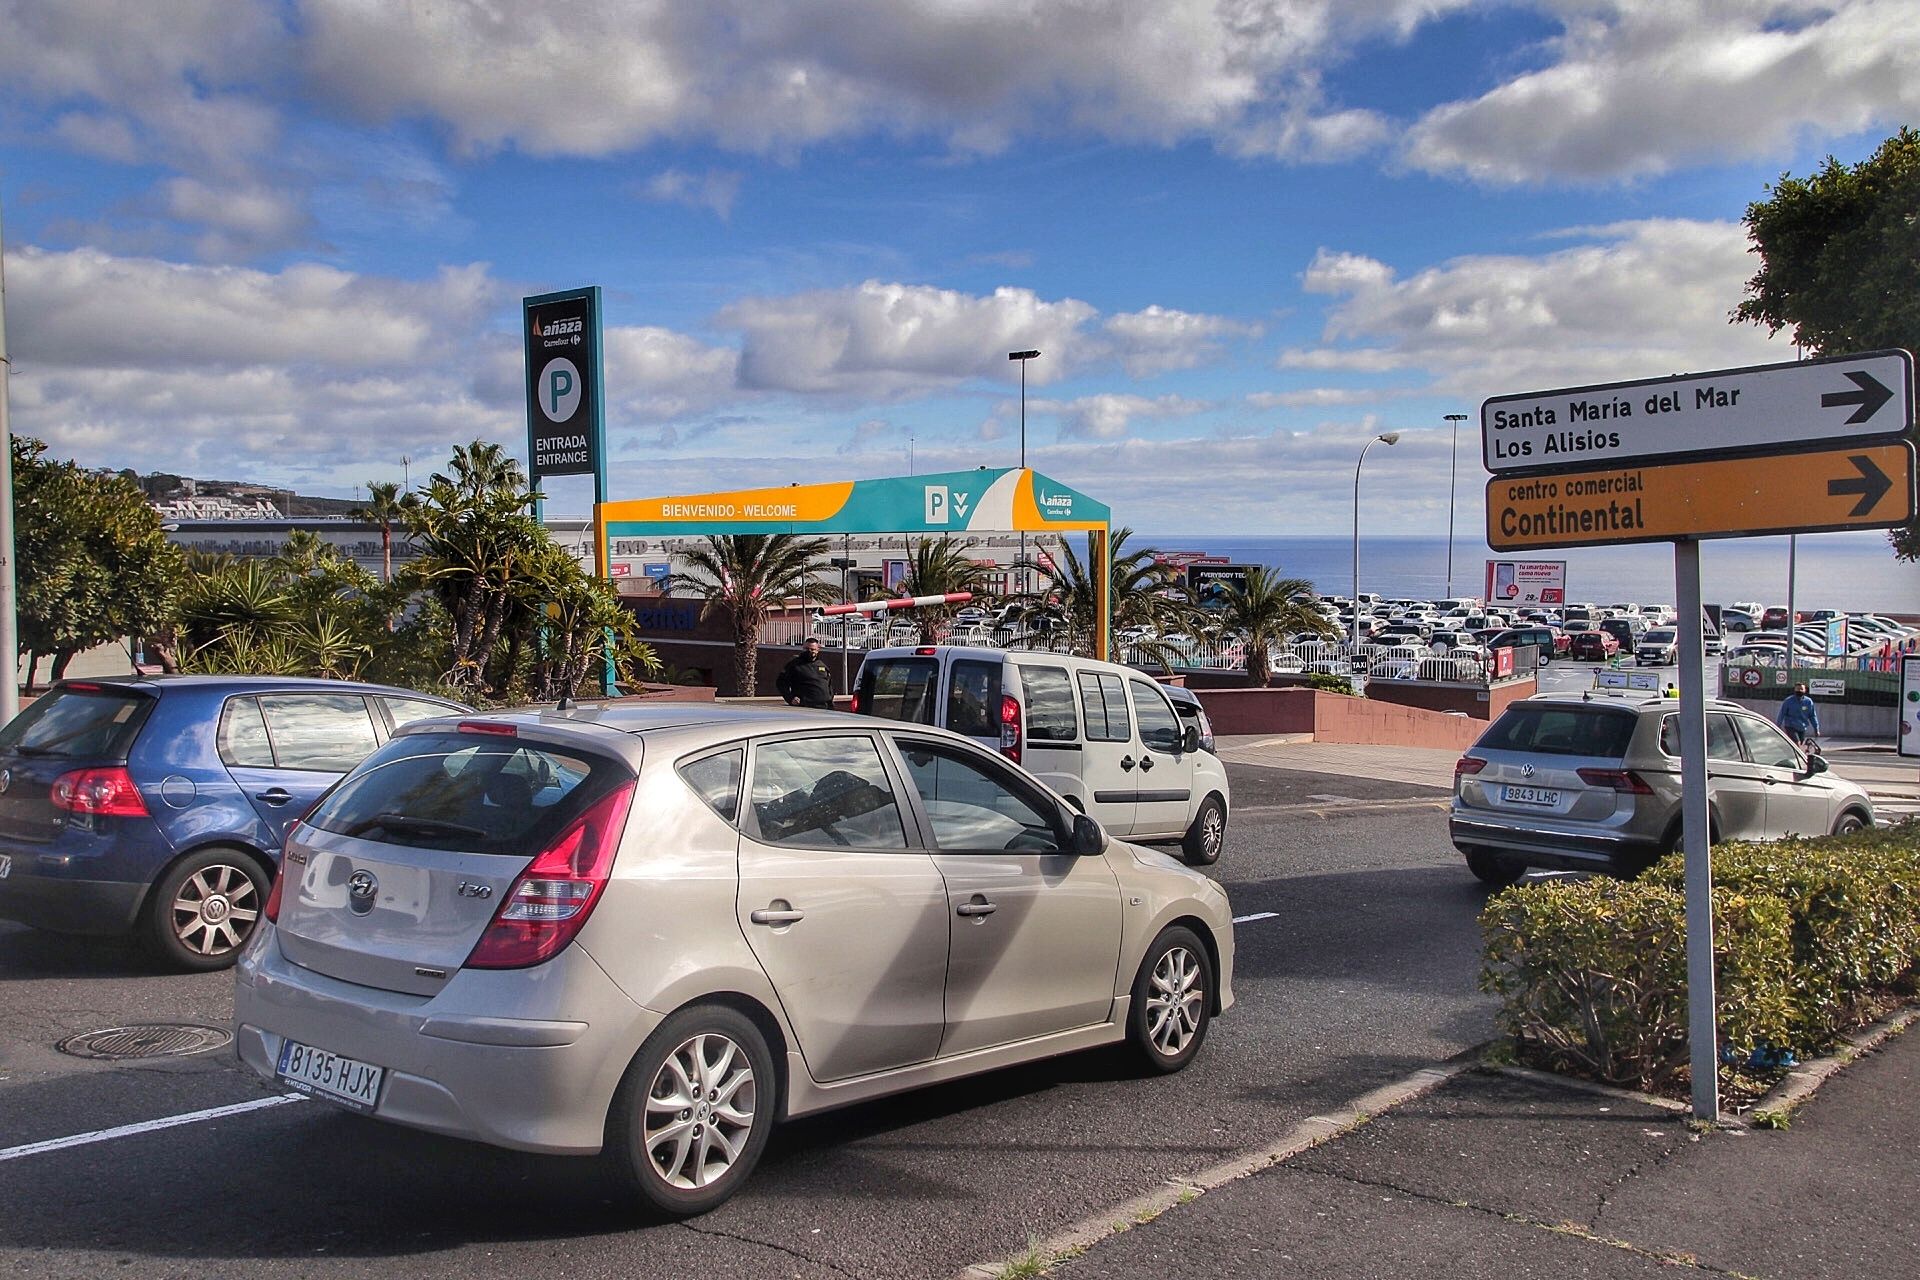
[1449,815,1661,873]
[233,924,663,1155]
[0,856,146,933]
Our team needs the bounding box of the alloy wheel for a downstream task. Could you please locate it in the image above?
[644,1032,758,1189]
[1145,946,1205,1057]
[171,862,260,957]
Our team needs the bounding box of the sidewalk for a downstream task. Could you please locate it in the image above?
[1044,1026,1919,1279]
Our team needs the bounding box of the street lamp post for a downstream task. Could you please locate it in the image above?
[1008,350,1040,596]
[1352,432,1401,692]
[1444,413,1468,597]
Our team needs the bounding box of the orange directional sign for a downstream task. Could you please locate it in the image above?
[1486,441,1917,551]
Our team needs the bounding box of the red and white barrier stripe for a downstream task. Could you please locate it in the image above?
[821,591,973,616]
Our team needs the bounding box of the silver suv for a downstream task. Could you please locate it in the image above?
[1450,693,1873,884]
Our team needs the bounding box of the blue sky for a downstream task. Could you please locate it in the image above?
[1,0,1915,538]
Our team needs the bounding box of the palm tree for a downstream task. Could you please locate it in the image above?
[354,480,413,583]
[894,536,994,644]
[432,439,528,501]
[1007,528,1193,658]
[405,471,545,694]
[675,534,835,695]
[1215,567,1335,686]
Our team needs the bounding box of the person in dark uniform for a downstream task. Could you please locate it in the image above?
[776,636,835,709]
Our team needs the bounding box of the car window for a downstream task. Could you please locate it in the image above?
[1480,705,1637,758]
[946,660,1002,738]
[217,697,277,768]
[1020,665,1078,742]
[1736,717,1803,770]
[304,733,622,855]
[256,694,380,772]
[1659,713,1747,761]
[679,749,744,823]
[1129,680,1182,754]
[749,736,906,849]
[0,686,152,760]
[381,696,458,731]
[1078,672,1131,743]
[858,657,938,725]
[894,739,1062,854]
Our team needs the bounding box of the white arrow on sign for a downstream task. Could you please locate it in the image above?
[1482,349,1913,475]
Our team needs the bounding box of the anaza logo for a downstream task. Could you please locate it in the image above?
[1036,489,1074,512]
[539,317,585,338]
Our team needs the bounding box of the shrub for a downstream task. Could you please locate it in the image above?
[1480,822,1917,1091]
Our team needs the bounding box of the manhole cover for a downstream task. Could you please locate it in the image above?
[57,1024,232,1061]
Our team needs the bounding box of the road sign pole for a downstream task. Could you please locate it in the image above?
[1674,537,1718,1122]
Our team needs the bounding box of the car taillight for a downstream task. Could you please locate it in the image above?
[998,694,1022,764]
[465,780,637,969]
[50,767,149,818]
[264,868,286,923]
[850,690,862,714]
[1577,767,1655,795]
[1455,756,1486,778]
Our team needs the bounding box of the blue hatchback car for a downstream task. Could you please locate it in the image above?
[0,676,466,970]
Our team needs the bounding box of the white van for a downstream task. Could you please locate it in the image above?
[852,645,1232,865]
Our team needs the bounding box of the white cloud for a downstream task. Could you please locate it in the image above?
[1044,393,1210,441]
[1404,0,1920,183]
[1104,305,1262,377]
[1282,219,1785,398]
[637,169,744,220]
[1248,388,1399,408]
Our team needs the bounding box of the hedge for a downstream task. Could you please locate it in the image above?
[1480,823,1920,1092]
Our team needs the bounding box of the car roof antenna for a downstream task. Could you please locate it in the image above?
[556,687,574,712]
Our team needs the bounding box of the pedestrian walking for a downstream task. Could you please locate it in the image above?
[1776,682,1820,750]
[776,636,835,709]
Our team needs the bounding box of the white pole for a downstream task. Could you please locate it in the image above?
[0,193,18,723]
[1675,537,1718,1122]
[1785,534,1797,681]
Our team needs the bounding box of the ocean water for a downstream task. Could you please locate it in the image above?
[1138,532,1920,615]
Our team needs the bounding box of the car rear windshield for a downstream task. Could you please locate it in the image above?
[302,731,633,856]
[857,657,938,725]
[1478,705,1639,759]
[0,686,153,760]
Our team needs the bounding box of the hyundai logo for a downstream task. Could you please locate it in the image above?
[347,869,378,915]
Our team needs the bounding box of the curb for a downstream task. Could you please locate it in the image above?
[950,1048,1485,1280]
[1743,1003,1919,1128]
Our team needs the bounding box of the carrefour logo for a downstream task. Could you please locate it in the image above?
[1036,488,1075,515]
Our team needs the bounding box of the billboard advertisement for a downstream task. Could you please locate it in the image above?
[524,286,603,483]
[1186,563,1255,607]
[1902,655,1920,759]
[1484,559,1566,607]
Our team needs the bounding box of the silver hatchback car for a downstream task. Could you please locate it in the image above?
[1450,693,1873,884]
[234,704,1234,1215]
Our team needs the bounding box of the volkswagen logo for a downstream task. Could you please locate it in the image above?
[347,869,378,915]
[0,769,11,795]
[1520,763,1536,778]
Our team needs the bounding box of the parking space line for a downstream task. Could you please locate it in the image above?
[0,1095,306,1164]
[1232,911,1278,924]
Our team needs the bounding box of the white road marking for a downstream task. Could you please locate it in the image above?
[0,1094,306,1164]
[1232,911,1278,924]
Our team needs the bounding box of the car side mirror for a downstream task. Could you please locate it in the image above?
[1803,754,1829,776]
[1068,812,1107,857]
[1181,725,1201,754]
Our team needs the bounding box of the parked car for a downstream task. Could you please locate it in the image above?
[1597,616,1646,655]
[234,705,1236,1215]
[1760,606,1791,630]
[1485,626,1557,665]
[1566,630,1619,661]
[1450,693,1873,883]
[1636,628,1679,666]
[1718,609,1757,632]
[854,646,1231,865]
[0,676,467,969]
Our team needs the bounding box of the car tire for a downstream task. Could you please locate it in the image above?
[606,1004,777,1218]
[1464,849,1523,886]
[145,847,271,972]
[1831,811,1867,837]
[1126,925,1214,1075]
[1181,795,1227,866]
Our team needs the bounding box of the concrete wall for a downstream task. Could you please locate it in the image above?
[1364,677,1536,722]
[1192,687,1490,751]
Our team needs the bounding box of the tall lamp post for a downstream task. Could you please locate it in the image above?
[1352,432,1401,691]
[1008,349,1040,595]
[1444,413,1468,598]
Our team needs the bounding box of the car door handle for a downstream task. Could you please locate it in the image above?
[1138,755,1155,771]
[1120,756,1136,771]
[255,788,295,806]
[956,900,998,918]
[749,908,806,926]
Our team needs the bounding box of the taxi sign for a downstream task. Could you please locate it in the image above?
[1487,441,1916,550]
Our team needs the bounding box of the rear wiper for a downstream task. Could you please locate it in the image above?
[349,813,488,841]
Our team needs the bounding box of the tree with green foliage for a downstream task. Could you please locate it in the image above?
[405,469,546,695]
[675,533,835,694]
[1007,528,1194,659]
[354,480,414,583]
[1213,567,1334,686]
[10,436,182,686]
[1734,128,1920,559]
[891,536,995,644]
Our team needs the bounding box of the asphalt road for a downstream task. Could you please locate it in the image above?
[0,762,1494,1279]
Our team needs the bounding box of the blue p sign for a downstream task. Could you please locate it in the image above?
[540,357,583,422]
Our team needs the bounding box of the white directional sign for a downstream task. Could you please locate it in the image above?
[1482,349,1913,474]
